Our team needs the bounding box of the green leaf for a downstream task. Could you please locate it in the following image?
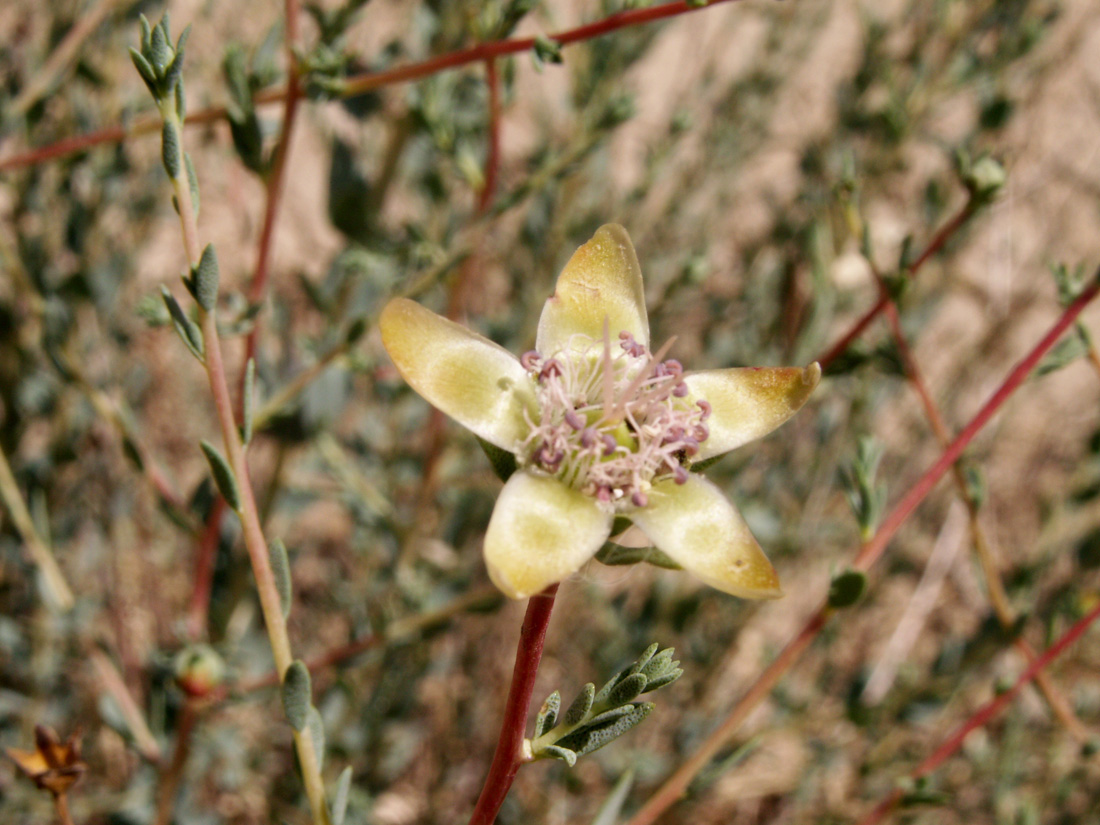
[629,643,660,675]
[200,440,241,511]
[639,647,673,680]
[160,286,203,359]
[541,745,576,767]
[643,669,683,692]
[190,243,220,312]
[130,47,157,91]
[558,703,653,757]
[828,568,867,609]
[161,120,181,178]
[563,683,595,726]
[608,672,647,707]
[281,660,311,731]
[535,691,560,738]
[532,35,563,70]
[594,542,681,569]
[242,358,256,445]
[331,765,352,825]
[184,153,200,218]
[269,537,292,618]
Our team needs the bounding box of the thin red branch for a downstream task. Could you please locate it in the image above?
[240,0,303,388]
[0,0,743,172]
[186,497,226,641]
[856,597,1100,825]
[469,585,558,825]
[626,273,1100,825]
[852,275,1100,572]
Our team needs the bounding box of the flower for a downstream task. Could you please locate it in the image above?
[381,225,820,599]
[6,725,86,796]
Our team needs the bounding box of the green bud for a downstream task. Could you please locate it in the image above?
[828,568,868,609]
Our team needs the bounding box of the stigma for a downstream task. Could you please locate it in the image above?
[518,329,710,511]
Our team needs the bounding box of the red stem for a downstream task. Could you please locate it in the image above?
[853,275,1100,573]
[240,3,303,389]
[0,0,744,172]
[469,584,559,825]
[186,496,226,640]
[856,597,1100,825]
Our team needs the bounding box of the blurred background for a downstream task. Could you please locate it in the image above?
[2,0,1100,823]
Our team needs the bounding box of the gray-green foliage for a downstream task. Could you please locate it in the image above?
[530,643,682,766]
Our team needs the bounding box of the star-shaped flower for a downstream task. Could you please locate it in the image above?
[381,225,820,599]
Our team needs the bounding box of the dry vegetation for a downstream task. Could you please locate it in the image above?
[2,1,1100,823]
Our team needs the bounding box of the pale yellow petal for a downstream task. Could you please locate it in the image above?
[536,224,649,355]
[630,475,781,599]
[380,298,534,452]
[484,471,612,599]
[686,363,821,461]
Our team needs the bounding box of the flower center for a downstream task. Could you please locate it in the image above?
[518,329,711,510]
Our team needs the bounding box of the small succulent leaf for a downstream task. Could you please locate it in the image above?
[242,358,256,445]
[174,80,186,121]
[629,643,660,675]
[641,669,683,692]
[380,297,535,452]
[139,15,152,51]
[534,691,561,738]
[200,440,241,511]
[306,706,325,770]
[269,537,292,618]
[541,745,577,767]
[563,683,595,726]
[827,568,867,609]
[192,244,220,312]
[684,362,821,461]
[175,24,191,56]
[559,703,653,757]
[607,672,647,707]
[149,22,170,71]
[281,661,311,731]
[483,471,612,599]
[583,705,638,729]
[631,475,781,599]
[184,154,200,218]
[159,286,203,358]
[331,765,352,825]
[593,666,630,707]
[161,120,182,178]
[536,224,650,355]
[130,47,157,89]
[639,648,675,680]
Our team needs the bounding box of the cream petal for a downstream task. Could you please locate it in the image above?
[484,471,613,599]
[380,298,534,452]
[630,475,781,599]
[536,224,650,356]
[686,363,821,461]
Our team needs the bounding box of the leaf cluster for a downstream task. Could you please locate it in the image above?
[529,643,682,767]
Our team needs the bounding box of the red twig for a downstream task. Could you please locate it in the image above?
[469,585,558,825]
[856,597,1100,825]
[0,0,744,172]
[625,273,1100,825]
[186,497,226,641]
[240,0,303,390]
[853,275,1100,572]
